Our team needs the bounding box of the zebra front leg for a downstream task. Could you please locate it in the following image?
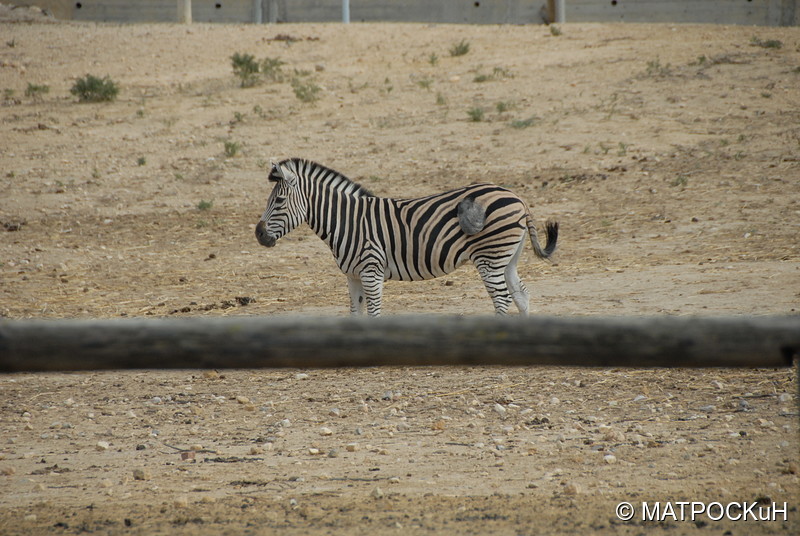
[347,275,366,315]
[359,268,385,317]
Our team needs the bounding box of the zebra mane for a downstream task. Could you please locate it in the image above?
[284,158,374,198]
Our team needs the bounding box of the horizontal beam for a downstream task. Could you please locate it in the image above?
[0,316,797,372]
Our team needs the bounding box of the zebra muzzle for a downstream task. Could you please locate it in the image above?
[255,221,277,247]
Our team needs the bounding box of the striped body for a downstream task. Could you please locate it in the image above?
[256,158,558,316]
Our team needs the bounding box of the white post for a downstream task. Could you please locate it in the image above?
[254,0,262,23]
[342,0,350,23]
[554,0,565,23]
[177,0,192,24]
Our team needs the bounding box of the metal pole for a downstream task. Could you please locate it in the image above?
[554,0,565,23]
[177,0,192,24]
[343,0,350,23]
[254,0,262,23]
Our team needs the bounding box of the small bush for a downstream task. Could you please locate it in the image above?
[70,74,119,103]
[467,107,485,122]
[197,200,214,211]
[224,141,241,158]
[25,83,49,100]
[750,36,782,49]
[510,116,539,129]
[231,52,260,87]
[260,57,285,82]
[291,77,321,103]
[449,39,470,57]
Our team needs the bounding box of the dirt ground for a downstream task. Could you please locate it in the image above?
[1,5,799,534]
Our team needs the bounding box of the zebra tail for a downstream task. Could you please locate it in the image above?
[527,216,559,260]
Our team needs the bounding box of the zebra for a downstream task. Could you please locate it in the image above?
[255,158,558,316]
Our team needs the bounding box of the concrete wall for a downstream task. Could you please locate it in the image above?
[560,0,797,27]
[9,0,799,25]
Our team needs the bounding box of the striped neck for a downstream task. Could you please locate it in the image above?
[283,158,374,198]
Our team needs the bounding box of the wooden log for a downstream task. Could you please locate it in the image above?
[0,315,797,372]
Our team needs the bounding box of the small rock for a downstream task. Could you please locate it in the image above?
[563,482,582,495]
[778,393,792,403]
[279,419,291,427]
[493,404,507,418]
[389,476,400,484]
[327,449,340,458]
[346,443,359,452]
[295,373,309,380]
[174,496,189,508]
[711,380,725,390]
[95,441,110,451]
[249,447,264,455]
[132,468,151,481]
[320,427,333,436]
[328,408,341,418]
[236,396,250,405]
[549,397,560,405]
[181,451,196,461]
[308,448,320,455]
[603,454,617,464]
[371,487,384,499]
[1,467,16,476]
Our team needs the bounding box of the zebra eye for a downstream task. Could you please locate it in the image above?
[275,195,286,205]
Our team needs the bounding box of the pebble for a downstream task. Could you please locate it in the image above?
[320,427,333,436]
[603,454,617,464]
[371,487,384,499]
[563,482,582,495]
[174,496,189,508]
[236,396,250,405]
[328,408,341,418]
[295,373,309,380]
[96,441,110,451]
[132,468,151,481]
[327,449,340,458]
[493,404,507,418]
[778,393,792,403]
[346,443,359,452]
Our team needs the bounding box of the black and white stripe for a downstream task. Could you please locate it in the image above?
[255,158,558,316]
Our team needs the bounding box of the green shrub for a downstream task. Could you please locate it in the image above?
[449,39,470,57]
[25,83,49,100]
[70,74,119,103]
[291,77,321,103]
[231,52,260,87]
[467,107,485,122]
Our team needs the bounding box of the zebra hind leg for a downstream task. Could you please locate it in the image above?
[505,238,530,316]
[347,275,365,315]
[475,261,513,315]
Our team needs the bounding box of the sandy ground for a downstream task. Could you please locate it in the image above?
[0,5,799,534]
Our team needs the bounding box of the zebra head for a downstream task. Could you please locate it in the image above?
[255,160,307,248]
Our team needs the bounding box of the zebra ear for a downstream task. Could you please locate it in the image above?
[276,163,299,188]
